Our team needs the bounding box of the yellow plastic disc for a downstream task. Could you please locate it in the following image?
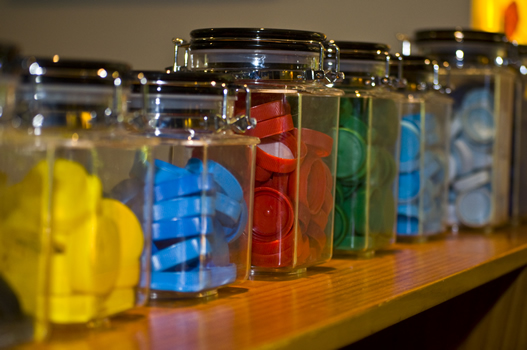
[68,215,120,296]
[101,198,144,287]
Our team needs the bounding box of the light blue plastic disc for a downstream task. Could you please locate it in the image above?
[456,187,492,227]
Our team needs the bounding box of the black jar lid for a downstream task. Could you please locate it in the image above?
[21,57,131,85]
[415,29,508,44]
[398,55,435,72]
[518,45,527,57]
[0,42,19,72]
[330,41,390,61]
[189,27,326,52]
[131,70,236,95]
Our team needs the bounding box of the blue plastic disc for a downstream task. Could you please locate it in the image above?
[456,187,492,227]
[399,158,420,173]
[154,174,215,202]
[396,215,419,234]
[397,203,419,218]
[150,264,236,293]
[210,220,230,266]
[399,119,421,163]
[152,216,215,241]
[154,159,191,184]
[461,106,495,144]
[224,200,248,243]
[186,158,244,202]
[215,192,242,228]
[153,196,215,221]
[151,237,212,272]
[398,171,420,202]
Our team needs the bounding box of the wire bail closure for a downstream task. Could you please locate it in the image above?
[322,41,345,84]
[172,38,189,72]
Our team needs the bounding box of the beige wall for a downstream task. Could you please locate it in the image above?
[0,0,471,70]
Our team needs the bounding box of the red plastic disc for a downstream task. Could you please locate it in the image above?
[250,100,288,122]
[259,173,290,193]
[253,187,294,240]
[252,249,293,268]
[252,230,294,255]
[293,128,333,158]
[245,114,294,139]
[322,190,333,215]
[256,132,300,174]
[288,154,327,215]
[297,234,311,264]
[312,208,329,230]
[306,221,327,254]
[298,202,311,234]
[322,161,333,193]
[255,165,272,182]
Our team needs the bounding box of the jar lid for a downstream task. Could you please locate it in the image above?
[0,42,19,72]
[331,41,390,61]
[518,45,527,57]
[22,57,130,86]
[189,27,326,52]
[398,55,435,71]
[131,70,235,95]
[129,70,256,134]
[415,29,508,44]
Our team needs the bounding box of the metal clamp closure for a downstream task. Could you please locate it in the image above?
[322,41,345,84]
[230,85,256,133]
[390,53,407,89]
[172,38,189,72]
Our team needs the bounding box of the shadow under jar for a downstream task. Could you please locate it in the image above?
[326,42,401,258]
[415,29,516,231]
[0,57,154,334]
[184,28,343,277]
[128,71,259,298]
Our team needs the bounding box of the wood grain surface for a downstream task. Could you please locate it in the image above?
[18,227,527,350]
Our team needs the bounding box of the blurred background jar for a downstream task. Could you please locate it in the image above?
[391,55,453,242]
[326,41,401,257]
[510,44,527,225]
[128,70,258,298]
[415,29,516,231]
[182,28,343,277]
[0,57,153,331]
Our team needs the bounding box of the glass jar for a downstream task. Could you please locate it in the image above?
[0,57,153,329]
[392,55,452,242]
[415,29,516,231]
[184,28,343,276]
[0,42,18,123]
[0,43,43,348]
[510,45,527,224]
[326,42,401,257]
[129,71,258,298]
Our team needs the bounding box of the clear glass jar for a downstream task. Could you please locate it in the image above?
[0,42,18,123]
[185,28,343,276]
[0,43,43,348]
[510,45,527,225]
[415,29,516,231]
[129,71,258,298]
[392,55,453,242]
[0,57,153,330]
[326,42,401,257]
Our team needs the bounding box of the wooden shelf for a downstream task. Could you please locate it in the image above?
[22,227,527,350]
